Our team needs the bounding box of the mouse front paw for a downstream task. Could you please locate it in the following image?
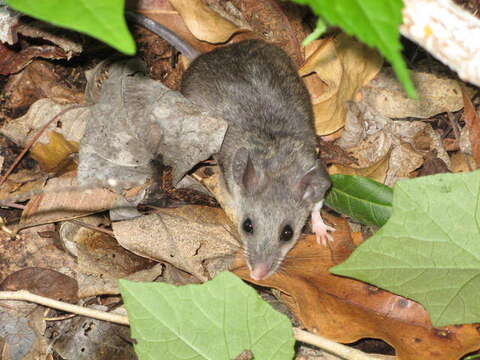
[311,210,335,246]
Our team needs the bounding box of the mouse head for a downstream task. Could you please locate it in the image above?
[232,148,331,280]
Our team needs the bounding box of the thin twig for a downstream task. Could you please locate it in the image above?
[0,290,129,325]
[294,328,382,360]
[0,104,90,186]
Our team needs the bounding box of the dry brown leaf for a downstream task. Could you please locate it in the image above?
[362,68,473,119]
[30,131,78,172]
[0,169,45,202]
[0,224,77,282]
[57,217,154,298]
[233,214,480,360]
[300,34,383,135]
[0,98,88,147]
[0,267,78,303]
[461,87,480,168]
[112,206,239,281]
[2,60,84,112]
[450,152,476,173]
[21,175,118,226]
[328,151,390,183]
[169,0,245,43]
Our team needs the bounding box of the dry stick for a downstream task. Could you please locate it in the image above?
[401,0,480,88]
[0,290,129,325]
[0,290,382,360]
[0,104,90,187]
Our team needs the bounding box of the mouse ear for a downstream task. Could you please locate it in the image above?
[233,148,264,194]
[295,161,331,203]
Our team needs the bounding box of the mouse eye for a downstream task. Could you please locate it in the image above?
[242,218,254,234]
[280,225,293,242]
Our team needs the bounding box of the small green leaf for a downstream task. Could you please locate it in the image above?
[119,272,295,360]
[292,0,417,98]
[325,175,393,227]
[331,171,480,327]
[6,0,135,54]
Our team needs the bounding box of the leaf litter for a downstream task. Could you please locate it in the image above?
[0,0,480,359]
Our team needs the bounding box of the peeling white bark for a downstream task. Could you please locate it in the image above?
[401,0,480,87]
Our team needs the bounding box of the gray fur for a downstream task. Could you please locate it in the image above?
[127,15,331,278]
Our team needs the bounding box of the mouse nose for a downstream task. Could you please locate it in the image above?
[250,263,271,280]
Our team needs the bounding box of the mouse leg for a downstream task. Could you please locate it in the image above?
[311,200,335,246]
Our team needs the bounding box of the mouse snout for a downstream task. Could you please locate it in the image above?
[250,261,274,281]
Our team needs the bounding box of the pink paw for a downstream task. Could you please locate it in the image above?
[311,210,335,246]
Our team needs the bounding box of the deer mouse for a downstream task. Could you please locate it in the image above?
[126,12,333,280]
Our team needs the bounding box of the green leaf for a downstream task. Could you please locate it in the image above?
[325,175,393,227]
[6,0,135,54]
[292,0,417,98]
[331,171,480,327]
[119,272,295,360]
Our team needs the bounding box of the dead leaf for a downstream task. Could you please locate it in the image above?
[2,60,84,112]
[300,34,383,135]
[112,206,239,281]
[461,87,480,168]
[78,58,227,190]
[0,267,78,303]
[30,131,78,172]
[16,21,83,56]
[0,98,88,147]
[169,0,245,43]
[450,152,475,173]
[361,68,472,119]
[0,43,70,76]
[21,175,118,226]
[0,224,77,283]
[233,215,480,360]
[328,151,390,183]
[51,306,136,359]
[57,217,154,298]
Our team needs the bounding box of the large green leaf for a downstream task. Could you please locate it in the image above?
[293,0,416,98]
[119,272,295,360]
[6,0,135,54]
[331,171,480,327]
[325,175,393,227]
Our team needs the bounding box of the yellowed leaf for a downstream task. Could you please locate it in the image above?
[30,131,78,172]
[168,0,244,43]
[301,34,383,135]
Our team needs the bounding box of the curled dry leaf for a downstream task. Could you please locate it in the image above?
[16,21,83,57]
[337,101,449,186]
[361,68,473,119]
[112,206,240,281]
[299,34,383,135]
[233,215,480,360]
[169,0,246,43]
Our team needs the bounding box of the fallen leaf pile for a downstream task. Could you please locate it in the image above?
[0,0,479,359]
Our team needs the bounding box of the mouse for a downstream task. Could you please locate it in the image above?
[126,11,333,280]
